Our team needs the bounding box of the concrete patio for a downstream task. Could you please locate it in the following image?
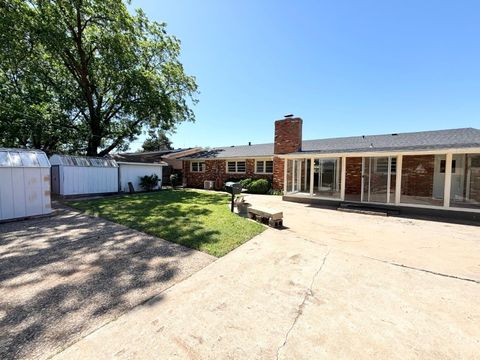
[52,195,480,359]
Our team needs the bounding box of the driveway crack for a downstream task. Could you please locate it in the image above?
[363,256,480,284]
[276,250,330,360]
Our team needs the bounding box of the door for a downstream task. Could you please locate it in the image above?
[362,157,396,203]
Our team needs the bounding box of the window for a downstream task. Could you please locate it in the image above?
[191,161,205,172]
[226,161,246,173]
[374,157,396,174]
[440,159,456,174]
[255,160,273,174]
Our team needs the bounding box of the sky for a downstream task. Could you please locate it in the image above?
[128,0,480,151]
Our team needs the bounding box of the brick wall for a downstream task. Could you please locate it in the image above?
[272,156,285,190]
[184,159,273,190]
[274,117,302,154]
[345,157,362,199]
[401,155,435,197]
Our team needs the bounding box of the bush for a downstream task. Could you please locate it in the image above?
[139,174,160,191]
[239,178,253,189]
[248,179,271,194]
[268,188,283,196]
[170,173,179,188]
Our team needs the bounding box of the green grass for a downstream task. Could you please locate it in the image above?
[70,189,265,257]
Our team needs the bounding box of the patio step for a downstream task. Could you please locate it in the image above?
[337,203,400,217]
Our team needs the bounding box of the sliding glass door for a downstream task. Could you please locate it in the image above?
[362,157,396,203]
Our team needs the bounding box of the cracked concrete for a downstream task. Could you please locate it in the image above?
[52,195,480,359]
[277,251,330,360]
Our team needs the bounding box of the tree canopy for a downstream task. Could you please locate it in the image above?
[141,129,173,152]
[0,0,198,155]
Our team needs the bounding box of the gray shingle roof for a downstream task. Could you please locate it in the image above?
[182,128,480,159]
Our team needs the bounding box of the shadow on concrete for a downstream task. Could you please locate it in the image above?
[0,197,215,359]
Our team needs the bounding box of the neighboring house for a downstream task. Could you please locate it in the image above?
[111,147,203,184]
[182,116,480,216]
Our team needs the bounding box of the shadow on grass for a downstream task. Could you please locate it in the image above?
[71,190,263,257]
[0,199,214,360]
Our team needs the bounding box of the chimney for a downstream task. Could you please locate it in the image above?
[274,116,303,154]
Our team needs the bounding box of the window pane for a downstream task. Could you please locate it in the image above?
[256,161,264,173]
[199,162,204,172]
[450,154,480,209]
[401,155,442,206]
[0,152,10,166]
[314,158,341,198]
[9,152,22,166]
[192,162,198,172]
[265,161,273,173]
[20,152,39,166]
[237,161,246,173]
[227,162,236,172]
[37,153,50,167]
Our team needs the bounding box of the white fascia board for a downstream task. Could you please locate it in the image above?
[277,147,480,159]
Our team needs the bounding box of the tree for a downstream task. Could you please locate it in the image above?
[141,129,173,152]
[0,0,198,156]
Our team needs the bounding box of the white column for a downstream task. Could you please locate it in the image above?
[310,158,314,196]
[395,155,403,205]
[386,157,391,204]
[340,156,346,201]
[444,153,453,207]
[283,158,287,194]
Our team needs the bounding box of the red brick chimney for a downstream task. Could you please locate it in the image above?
[274,116,303,154]
[272,116,303,191]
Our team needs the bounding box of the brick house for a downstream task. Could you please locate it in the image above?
[182,116,480,216]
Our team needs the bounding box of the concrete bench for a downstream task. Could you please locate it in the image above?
[247,207,283,228]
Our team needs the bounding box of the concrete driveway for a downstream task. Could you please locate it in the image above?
[53,195,480,359]
[0,206,214,360]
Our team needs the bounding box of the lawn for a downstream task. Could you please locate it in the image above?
[70,189,265,257]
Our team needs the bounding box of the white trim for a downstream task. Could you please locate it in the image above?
[360,157,365,202]
[279,147,480,159]
[283,159,287,194]
[386,157,391,204]
[254,159,274,174]
[226,160,246,174]
[309,158,314,196]
[340,156,346,201]
[395,155,403,205]
[444,153,453,207]
[117,162,167,167]
[190,161,205,173]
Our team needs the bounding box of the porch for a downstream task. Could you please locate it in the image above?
[282,150,480,214]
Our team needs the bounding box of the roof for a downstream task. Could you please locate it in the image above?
[49,154,118,167]
[111,148,202,163]
[116,161,168,166]
[182,128,480,159]
[0,148,50,168]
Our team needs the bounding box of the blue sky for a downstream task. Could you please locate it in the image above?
[128,0,480,151]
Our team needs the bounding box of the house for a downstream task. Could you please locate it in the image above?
[182,116,480,217]
[111,147,203,184]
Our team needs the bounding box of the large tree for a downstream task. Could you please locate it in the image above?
[0,0,197,155]
[141,129,173,152]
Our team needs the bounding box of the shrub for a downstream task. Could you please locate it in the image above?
[239,178,253,189]
[139,174,160,191]
[268,188,283,196]
[248,179,271,194]
[170,173,179,188]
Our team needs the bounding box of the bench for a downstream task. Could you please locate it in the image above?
[247,207,283,228]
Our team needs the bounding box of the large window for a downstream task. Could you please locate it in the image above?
[449,154,480,209]
[227,160,246,173]
[255,160,273,174]
[190,161,205,173]
[313,158,342,198]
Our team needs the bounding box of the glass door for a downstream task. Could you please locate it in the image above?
[362,157,396,203]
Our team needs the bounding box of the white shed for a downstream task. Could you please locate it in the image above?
[49,155,118,196]
[0,148,52,221]
[117,161,167,192]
